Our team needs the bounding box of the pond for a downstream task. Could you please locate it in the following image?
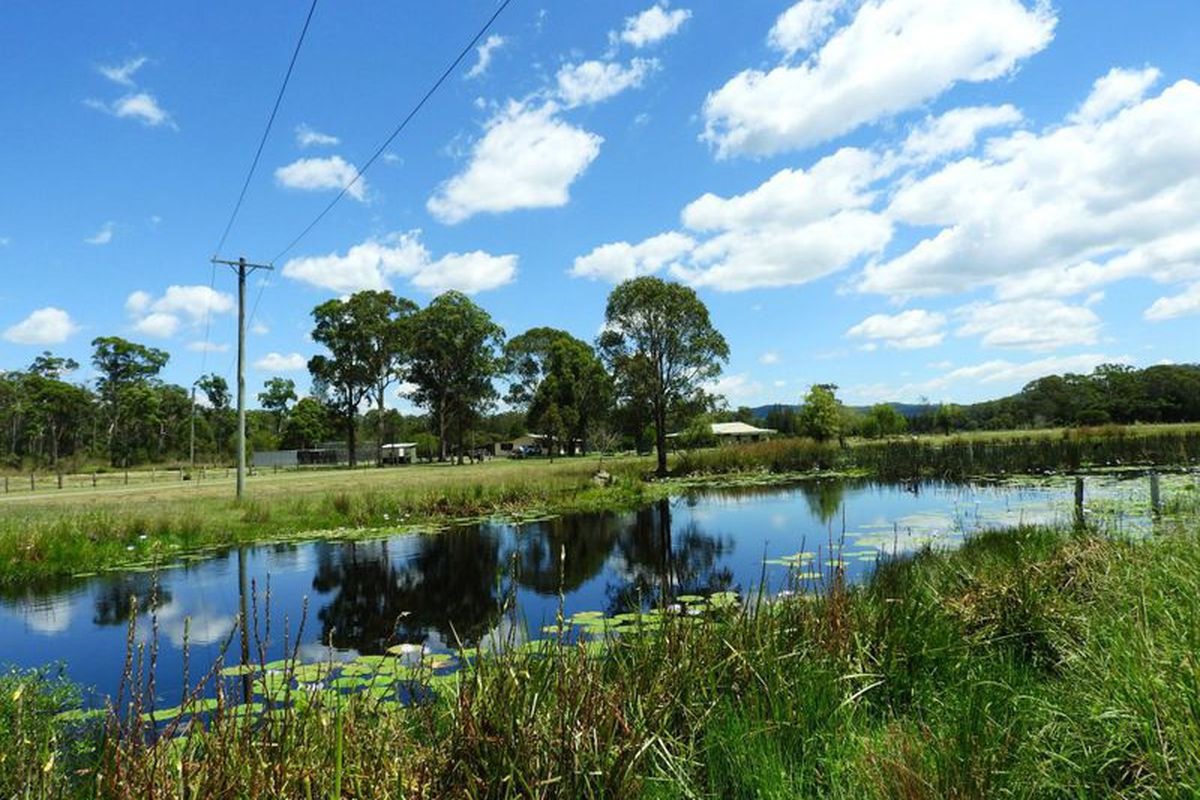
[0,475,1168,706]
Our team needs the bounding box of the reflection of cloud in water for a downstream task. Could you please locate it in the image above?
[142,602,237,647]
[768,513,791,531]
[20,596,74,634]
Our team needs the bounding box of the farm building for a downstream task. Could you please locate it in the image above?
[710,421,776,443]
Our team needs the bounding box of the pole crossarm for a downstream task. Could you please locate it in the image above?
[211,257,274,273]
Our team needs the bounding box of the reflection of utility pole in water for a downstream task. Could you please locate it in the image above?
[238,547,252,702]
[657,498,673,604]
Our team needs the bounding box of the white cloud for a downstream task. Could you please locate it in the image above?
[576,147,891,290]
[133,312,180,338]
[759,351,780,365]
[295,123,339,148]
[125,286,235,339]
[3,307,79,345]
[1071,66,1161,123]
[282,231,517,295]
[254,352,307,372]
[701,0,1055,157]
[571,232,694,282]
[87,92,175,127]
[98,56,148,87]
[275,156,366,201]
[846,309,945,350]
[862,77,1200,300]
[0,237,9,246]
[251,322,270,335]
[187,341,229,353]
[556,58,659,107]
[410,251,517,294]
[1145,282,1200,321]
[768,0,846,57]
[705,373,764,407]
[900,104,1023,162]
[85,222,115,245]
[428,101,602,224]
[955,299,1101,351]
[619,4,692,48]
[466,34,507,79]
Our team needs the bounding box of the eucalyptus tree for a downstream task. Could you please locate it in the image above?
[258,377,298,435]
[598,277,729,476]
[406,291,505,463]
[505,327,611,455]
[90,337,169,466]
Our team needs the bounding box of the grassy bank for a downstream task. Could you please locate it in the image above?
[677,425,1200,480]
[0,456,663,586]
[7,515,1200,798]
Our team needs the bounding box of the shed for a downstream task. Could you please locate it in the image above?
[710,421,777,444]
[380,442,418,465]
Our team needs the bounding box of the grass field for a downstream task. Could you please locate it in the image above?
[6,515,1200,798]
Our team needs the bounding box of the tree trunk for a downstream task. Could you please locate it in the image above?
[377,386,386,467]
[346,409,357,468]
[653,401,668,477]
[437,404,448,462]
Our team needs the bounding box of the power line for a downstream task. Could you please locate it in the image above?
[211,0,321,259]
[269,0,516,265]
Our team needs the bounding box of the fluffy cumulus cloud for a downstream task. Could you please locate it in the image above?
[3,307,79,345]
[846,309,946,350]
[1145,282,1200,321]
[705,373,764,407]
[900,104,1023,162]
[861,73,1200,303]
[618,3,692,48]
[574,147,891,290]
[275,156,366,201]
[1071,66,1162,123]
[254,352,307,372]
[427,101,602,224]
[954,299,1101,351]
[282,231,516,295]
[768,0,846,57]
[556,58,659,108]
[125,285,235,339]
[466,34,507,79]
[86,93,174,127]
[702,0,1054,157]
[295,123,339,148]
[571,232,694,282]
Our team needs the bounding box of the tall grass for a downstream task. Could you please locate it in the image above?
[677,427,1200,480]
[8,514,1200,798]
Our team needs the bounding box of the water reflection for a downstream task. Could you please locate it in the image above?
[0,477,1136,703]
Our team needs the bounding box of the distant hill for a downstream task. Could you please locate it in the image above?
[750,402,935,420]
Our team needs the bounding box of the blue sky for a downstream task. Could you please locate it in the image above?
[3,0,1199,409]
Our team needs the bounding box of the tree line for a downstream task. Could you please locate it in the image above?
[0,277,728,477]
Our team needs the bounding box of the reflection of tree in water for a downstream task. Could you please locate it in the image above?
[606,499,734,614]
[311,528,504,654]
[798,479,847,525]
[510,514,620,595]
[92,574,173,626]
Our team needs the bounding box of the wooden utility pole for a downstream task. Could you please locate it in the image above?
[211,257,273,501]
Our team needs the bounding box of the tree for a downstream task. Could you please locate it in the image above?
[282,397,329,449]
[798,384,842,443]
[862,403,907,439]
[406,292,505,463]
[598,277,729,476]
[90,337,169,466]
[347,291,418,464]
[196,373,235,457]
[505,327,612,455]
[258,377,298,435]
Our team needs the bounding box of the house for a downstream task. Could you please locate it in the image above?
[710,421,777,444]
[380,442,419,465]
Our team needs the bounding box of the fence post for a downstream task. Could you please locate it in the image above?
[1074,476,1085,528]
[92,473,97,488]
[57,473,63,490]
[1150,472,1162,516]
[30,473,35,492]
[124,471,129,485]
[4,476,8,493]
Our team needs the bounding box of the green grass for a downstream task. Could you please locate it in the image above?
[0,456,665,585]
[8,513,1200,798]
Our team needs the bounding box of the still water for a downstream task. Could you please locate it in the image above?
[0,477,1153,705]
